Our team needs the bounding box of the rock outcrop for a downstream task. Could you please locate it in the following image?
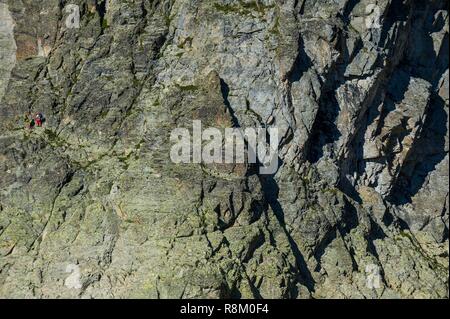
[0,0,448,298]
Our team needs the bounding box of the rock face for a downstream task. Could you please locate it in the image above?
[0,2,15,100]
[0,0,448,299]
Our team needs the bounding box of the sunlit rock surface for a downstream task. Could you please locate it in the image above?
[0,0,448,299]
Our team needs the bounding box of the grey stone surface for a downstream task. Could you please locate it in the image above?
[0,0,448,299]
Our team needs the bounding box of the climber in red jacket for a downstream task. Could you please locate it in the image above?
[35,113,43,127]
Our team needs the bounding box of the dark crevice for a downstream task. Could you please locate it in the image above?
[379,0,412,47]
[97,0,107,21]
[306,67,343,164]
[96,0,107,32]
[342,0,360,23]
[389,92,447,205]
[258,173,316,293]
[306,25,353,165]
[313,227,337,270]
[220,78,240,128]
[217,77,311,296]
[287,38,312,83]
[366,216,387,259]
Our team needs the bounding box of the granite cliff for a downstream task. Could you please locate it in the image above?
[0,0,448,298]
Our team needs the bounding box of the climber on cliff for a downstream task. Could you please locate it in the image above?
[34,113,44,127]
[24,111,34,129]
